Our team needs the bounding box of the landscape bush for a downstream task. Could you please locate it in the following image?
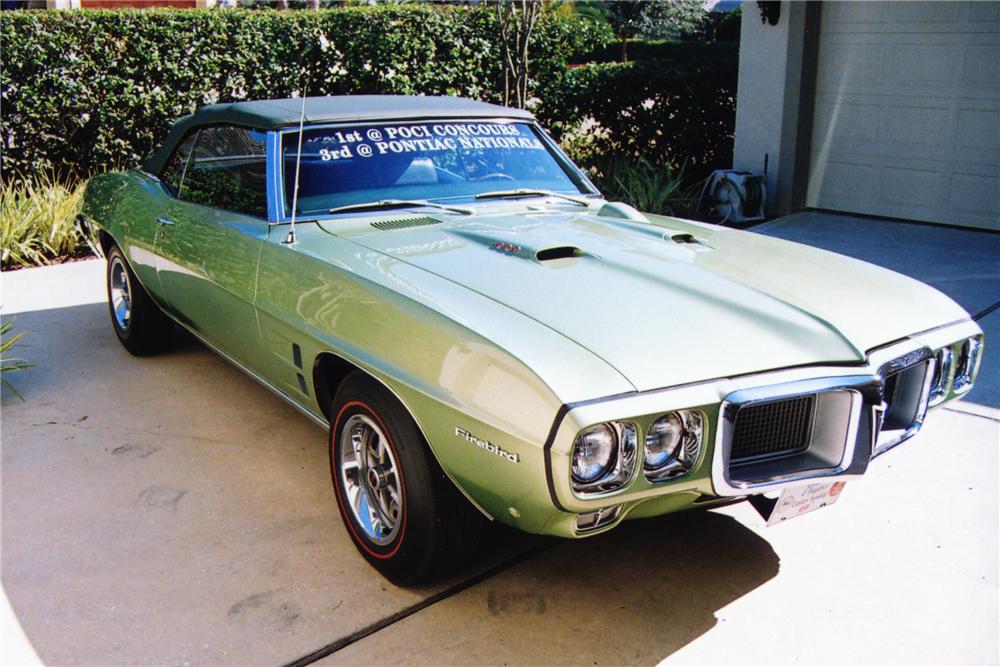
[0,173,87,269]
[582,38,738,64]
[538,46,739,183]
[0,6,610,180]
[1,317,35,400]
[0,6,739,266]
[585,153,694,218]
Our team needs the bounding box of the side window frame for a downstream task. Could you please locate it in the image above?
[158,129,199,198]
[176,123,269,220]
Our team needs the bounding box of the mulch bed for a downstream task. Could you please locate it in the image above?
[1,249,97,272]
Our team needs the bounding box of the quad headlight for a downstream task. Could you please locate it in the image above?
[569,411,704,496]
[644,410,703,482]
[952,335,983,394]
[572,424,617,483]
[644,412,683,468]
[571,421,637,495]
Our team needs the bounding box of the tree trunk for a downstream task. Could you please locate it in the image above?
[493,0,539,109]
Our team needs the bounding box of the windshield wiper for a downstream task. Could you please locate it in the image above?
[474,189,591,207]
[328,199,473,216]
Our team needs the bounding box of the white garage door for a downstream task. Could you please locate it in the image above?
[807,2,999,230]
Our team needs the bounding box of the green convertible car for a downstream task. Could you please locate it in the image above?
[81,95,983,583]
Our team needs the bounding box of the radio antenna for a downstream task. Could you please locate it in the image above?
[284,5,321,246]
[285,90,307,245]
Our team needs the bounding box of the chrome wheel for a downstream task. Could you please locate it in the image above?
[339,414,402,545]
[108,256,132,333]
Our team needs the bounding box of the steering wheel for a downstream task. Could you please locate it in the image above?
[472,173,515,182]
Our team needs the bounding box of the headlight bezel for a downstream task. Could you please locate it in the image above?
[569,410,706,498]
[928,346,954,406]
[643,410,704,483]
[570,421,638,496]
[952,334,984,395]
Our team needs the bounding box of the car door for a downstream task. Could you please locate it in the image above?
[154,125,269,370]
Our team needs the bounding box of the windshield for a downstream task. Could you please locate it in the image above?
[281,121,592,216]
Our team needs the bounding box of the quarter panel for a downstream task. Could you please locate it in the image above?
[83,171,167,297]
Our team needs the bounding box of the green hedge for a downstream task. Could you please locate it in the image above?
[0,7,609,179]
[1,7,738,187]
[583,38,738,64]
[538,46,738,180]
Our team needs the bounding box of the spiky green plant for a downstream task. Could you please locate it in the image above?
[0,173,87,269]
[585,153,693,217]
[1,318,34,401]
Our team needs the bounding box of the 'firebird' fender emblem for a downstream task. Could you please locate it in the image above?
[454,427,520,463]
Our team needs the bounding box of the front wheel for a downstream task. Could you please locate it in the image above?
[329,372,483,584]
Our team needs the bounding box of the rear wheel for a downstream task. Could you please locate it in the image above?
[106,245,172,356]
[329,372,483,584]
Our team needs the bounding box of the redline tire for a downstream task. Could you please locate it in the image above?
[329,372,483,585]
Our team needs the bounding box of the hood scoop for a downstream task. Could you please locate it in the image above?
[536,245,585,262]
[370,216,441,231]
[669,232,713,252]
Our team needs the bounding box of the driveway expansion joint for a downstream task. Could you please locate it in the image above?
[282,540,555,667]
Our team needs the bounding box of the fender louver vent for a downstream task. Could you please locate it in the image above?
[370,216,441,231]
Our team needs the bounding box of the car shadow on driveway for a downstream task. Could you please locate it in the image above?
[2,301,778,666]
[320,512,780,667]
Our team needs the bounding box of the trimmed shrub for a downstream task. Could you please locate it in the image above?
[537,47,738,181]
[582,38,738,64]
[0,6,610,179]
[1,6,739,220]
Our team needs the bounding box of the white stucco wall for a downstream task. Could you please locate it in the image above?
[732,1,808,216]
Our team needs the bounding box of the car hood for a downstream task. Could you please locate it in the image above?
[329,207,968,393]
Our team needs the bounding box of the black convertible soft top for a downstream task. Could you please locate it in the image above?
[142,95,534,174]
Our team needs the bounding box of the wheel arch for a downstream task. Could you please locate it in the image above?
[98,229,117,257]
[312,351,359,423]
[312,349,495,521]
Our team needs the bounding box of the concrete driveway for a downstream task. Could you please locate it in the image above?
[2,217,998,665]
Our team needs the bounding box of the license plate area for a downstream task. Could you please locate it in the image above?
[750,481,847,526]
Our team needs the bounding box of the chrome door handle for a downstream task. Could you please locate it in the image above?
[155,216,176,226]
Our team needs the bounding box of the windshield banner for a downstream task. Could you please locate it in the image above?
[314,123,545,161]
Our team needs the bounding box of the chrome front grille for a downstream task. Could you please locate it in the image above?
[709,334,966,497]
[730,394,815,464]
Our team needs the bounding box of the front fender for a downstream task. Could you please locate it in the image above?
[253,223,625,533]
